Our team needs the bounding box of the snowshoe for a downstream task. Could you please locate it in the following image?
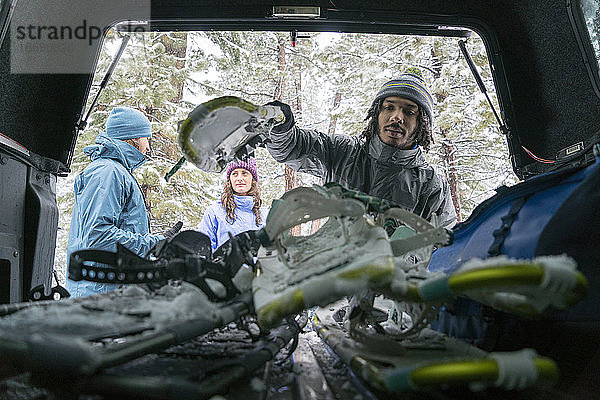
[383,254,588,317]
[0,282,254,380]
[252,185,397,329]
[177,96,284,173]
[0,302,305,400]
[313,299,560,394]
[0,229,265,382]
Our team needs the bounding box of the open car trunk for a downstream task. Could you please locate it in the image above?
[0,1,599,399]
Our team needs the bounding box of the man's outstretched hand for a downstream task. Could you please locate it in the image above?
[266,100,295,133]
[163,221,183,240]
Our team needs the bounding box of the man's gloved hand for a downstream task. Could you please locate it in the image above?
[266,100,295,133]
[163,221,183,240]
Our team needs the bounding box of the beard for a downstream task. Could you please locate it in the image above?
[379,123,416,149]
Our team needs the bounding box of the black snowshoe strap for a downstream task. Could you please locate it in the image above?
[150,229,212,259]
[213,230,262,277]
[69,245,241,301]
[69,230,260,302]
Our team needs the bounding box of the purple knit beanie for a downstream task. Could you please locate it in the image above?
[226,157,259,182]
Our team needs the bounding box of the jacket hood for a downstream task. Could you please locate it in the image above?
[367,133,427,169]
[83,131,147,171]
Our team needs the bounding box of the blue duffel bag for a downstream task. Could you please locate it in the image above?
[428,144,600,386]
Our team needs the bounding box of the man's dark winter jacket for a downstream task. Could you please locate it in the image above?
[267,126,457,228]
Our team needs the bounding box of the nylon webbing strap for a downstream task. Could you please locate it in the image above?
[69,248,175,284]
[69,246,247,301]
[487,195,530,256]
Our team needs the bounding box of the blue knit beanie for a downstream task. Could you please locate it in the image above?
[226,157,259,182]
[105,107,152,140]
[372,68,434,128]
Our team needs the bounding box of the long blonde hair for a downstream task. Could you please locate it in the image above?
[221,178,262,226]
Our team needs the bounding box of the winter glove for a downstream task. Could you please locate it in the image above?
[163,221,183,240]
[266,100,295,133]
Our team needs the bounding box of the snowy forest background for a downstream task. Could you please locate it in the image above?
[53,30,518,284]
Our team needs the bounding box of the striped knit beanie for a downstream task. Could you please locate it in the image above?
[226,157,259,182]
[372,68,434,128]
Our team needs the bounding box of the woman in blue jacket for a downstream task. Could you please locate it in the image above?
[199,158,266,252]
[65,107,169,298]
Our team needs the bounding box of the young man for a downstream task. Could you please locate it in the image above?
[267,69,457,228]
[65,107,181,298]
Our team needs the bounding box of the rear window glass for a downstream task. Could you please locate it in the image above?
[54,29,517,274]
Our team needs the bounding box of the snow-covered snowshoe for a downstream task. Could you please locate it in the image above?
[69,230,257,302]
[315,183,453,338]
[0,282,255,381]
[252,185,398,329]
[354,254,588,346]
[0,229,269,381]
[76,312,307,400]
[378,254,588,317]
[305,185,588,342]
[313,300,560,394]
[424,254,588,316]
[177,96,284,173]
[338,188,588,323]
[335,253,589,368]
[0,224,303,398]
[0,298,305,400]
